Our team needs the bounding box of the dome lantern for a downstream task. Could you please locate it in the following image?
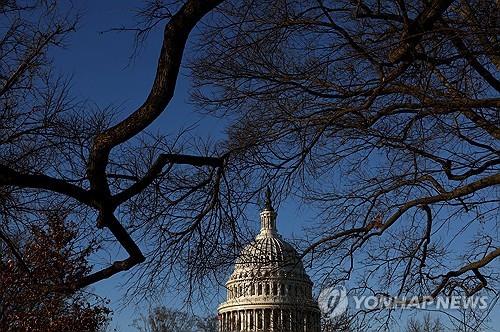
[257,187,278,239]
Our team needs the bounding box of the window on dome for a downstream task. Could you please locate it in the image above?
[258,283,262,295]
[281,283,286,295]
[265,283,270,295]
[273,283,278,295]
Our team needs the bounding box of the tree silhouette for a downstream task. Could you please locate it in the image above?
[0,0,498,328]
[189,0,499,328]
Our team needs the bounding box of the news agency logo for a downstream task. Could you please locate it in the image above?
[318,285,348,319]
[318,285,489,320]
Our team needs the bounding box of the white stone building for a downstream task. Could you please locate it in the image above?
[218,190,321,332]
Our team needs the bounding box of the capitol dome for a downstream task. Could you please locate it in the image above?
[218,189,320,332]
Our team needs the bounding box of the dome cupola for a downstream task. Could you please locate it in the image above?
[257,187,278,239]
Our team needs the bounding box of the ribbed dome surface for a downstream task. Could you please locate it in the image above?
[234,234,306,276]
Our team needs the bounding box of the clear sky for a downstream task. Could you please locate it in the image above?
[50,2,499,331]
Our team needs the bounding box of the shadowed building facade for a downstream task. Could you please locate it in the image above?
[218,191,320,332]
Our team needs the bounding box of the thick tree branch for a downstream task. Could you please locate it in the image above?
[0,229,31,273]
[78,0,224,288]
[87,0,223,194]
[74,213,145,289]
[113,153,225,205]
[461,109,500,140]
[378,173,500,234]
[441,21,500,93]
[431,247,500,297]
[389,0,455,63]
[0,165,93,206]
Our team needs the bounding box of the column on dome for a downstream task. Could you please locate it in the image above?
[261,309,266,331]
[280,309,283,328]
[255,310,258,330]
[254,309,258,331]
[282,309,286,331]
[252,309,255,332]
[270,308,274,330]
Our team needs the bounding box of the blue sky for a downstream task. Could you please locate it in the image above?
[50,2,499,331]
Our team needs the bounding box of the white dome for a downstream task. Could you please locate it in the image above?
[233,232,309,279]
[218,190,320,332]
